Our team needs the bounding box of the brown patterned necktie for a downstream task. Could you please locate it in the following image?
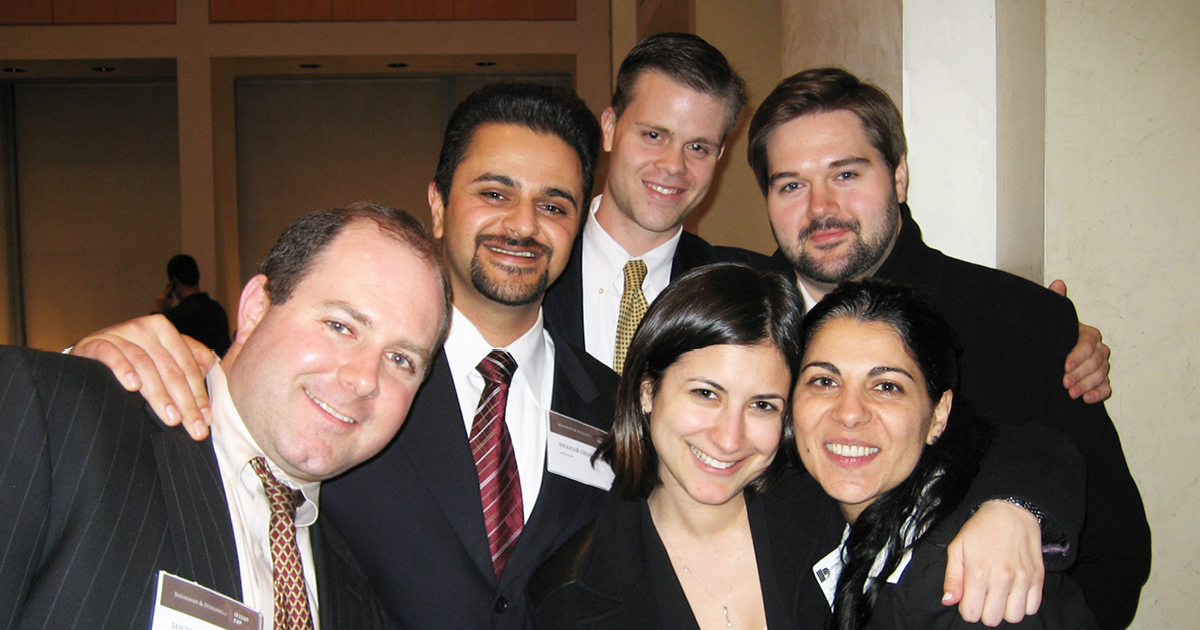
[249,457,314,630]
[613,259,648,374]
[470,350,523,579]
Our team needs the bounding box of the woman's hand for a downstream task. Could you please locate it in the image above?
[71,315,215,440]
[941,499,1044,626]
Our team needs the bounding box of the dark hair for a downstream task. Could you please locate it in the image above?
[167,254,200,287]
[258,201,453,353]
[799,279,990,630]
[598,263,805,500]
[611,32,747,140]
[748,68,906,195]
[433,83,601,216]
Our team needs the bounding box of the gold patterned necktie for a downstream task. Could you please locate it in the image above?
[249,457,314,630]
[613,259,649,374]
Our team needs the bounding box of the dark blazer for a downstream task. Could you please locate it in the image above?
[543,222,771,349]
[770,204,1150,628]
[527,490,794,630]
[530,423,1086,630]
[858,503,1098,630]
[0,346,390,630]
[322,333,619,630]
[768,476,1097,630]
[771,424,1089,630]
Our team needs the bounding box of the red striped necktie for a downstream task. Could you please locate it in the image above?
[470,350,524,578]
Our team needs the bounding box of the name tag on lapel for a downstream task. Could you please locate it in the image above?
[546,411,614,490]
[150,571,262,630]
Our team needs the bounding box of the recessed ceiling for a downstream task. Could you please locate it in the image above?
[0,54,574,82]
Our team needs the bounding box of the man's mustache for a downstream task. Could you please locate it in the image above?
[476,234,552,257]
[799,217,860,240]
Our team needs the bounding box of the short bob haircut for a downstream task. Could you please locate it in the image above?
[596,263,805,500]
[747,67,906,196]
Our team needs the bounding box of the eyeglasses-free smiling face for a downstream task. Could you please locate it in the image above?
[643,343,790,509]
[791,318,950,522]
[429,122,583,313]
[227,221,446,483]
[597,71,728,249]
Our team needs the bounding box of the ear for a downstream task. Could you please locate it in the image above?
[893,155,909,204]
[639,378,655,416]
[234,274,271,345]
[927,389,952,445]
[716,143,726,161]
[600,107,617,153]
[428,181,446,239]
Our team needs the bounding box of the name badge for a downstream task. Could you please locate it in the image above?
[812,524,851,609]
[150,571,262,630]
[546,411,614,490]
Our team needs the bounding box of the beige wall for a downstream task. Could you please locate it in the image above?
[0,0,612,318]
[15,82,181,350]
[687,0,780,255]
[781,0,902,102]
[775,0,1197,625]
[1045,1,1200,626]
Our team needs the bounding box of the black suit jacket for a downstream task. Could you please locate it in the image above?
[527,490,793,630]
[323,332,619,630]
[543,221,770,349]
[771,204,1150,628]
[0,346,390,630]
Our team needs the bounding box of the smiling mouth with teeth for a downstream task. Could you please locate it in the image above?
[825,443,879,458]
[646,182,683,195]
[488,245,537,258]
[689,444,737,470]
[305,389,357,424]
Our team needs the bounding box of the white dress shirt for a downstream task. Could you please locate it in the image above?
[798,280,821,313]
[208,362,322,630]
[581,195,683,368]
[443,306,556,519]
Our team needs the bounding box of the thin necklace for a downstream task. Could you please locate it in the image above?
[662,524,748,629]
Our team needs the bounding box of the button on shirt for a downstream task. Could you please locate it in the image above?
[581,195,683,369]
[444,306,556,519]
[208,363,322,630]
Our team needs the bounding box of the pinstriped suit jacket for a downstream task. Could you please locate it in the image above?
[0,346,391,630]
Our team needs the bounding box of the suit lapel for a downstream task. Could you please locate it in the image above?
[149,421,241,601]
[498,340,608,588]
[399,353,496,580]
[670,231,713,281]
[543,229,587,347]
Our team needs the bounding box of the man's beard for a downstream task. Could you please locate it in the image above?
[470,235,552,307]
[785,193,901,284]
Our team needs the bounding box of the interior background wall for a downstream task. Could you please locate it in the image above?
[15,82,180,350]
[687,0,780,256]
[777,0,1198,626]
[1045,1,1200,626]
[0,0,611,345]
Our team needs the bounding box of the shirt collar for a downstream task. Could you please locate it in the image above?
[583,194,683,290]
[442,306,550,400]
[208,361,320,526]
